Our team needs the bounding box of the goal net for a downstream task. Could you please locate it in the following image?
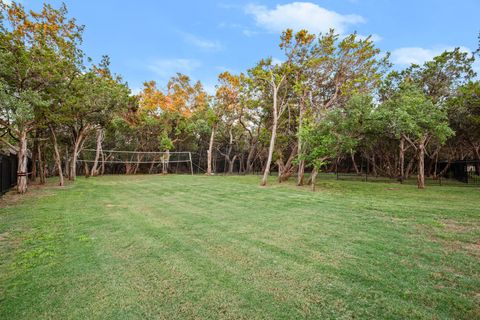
[79,149,193,175]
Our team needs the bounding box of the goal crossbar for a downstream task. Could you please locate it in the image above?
[83,149,191,155]
[78,149,194,175]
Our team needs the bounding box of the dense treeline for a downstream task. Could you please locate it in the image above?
[1,3,479,193]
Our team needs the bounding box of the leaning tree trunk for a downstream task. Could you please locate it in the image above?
[245,143,256,174]
[70,128,89,181]
[149,156,157,174]
[351,152,360,175]
[417,137,426,189]
[261,119,277,186]
[278,144,298,182]
[206,125,215,175]
[16,129,29,194]
[261,86,279,186]
[133,154,143,175]
[90,129,104,177]
[50,126,64,187]
[227,155,237,174]
[405,157,415,179]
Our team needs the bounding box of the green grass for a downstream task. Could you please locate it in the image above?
[0,175,479,319]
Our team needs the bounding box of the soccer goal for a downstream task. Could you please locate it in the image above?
[79,149,194,175]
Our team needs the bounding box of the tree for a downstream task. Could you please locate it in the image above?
[300,119,336,191]
[63,57,129,181]
[0,2,83,192]
[249,58,291,186]
[381,84,454,188]
[211,72,243,175]
[447,81,480,163]
[279,29,316,185]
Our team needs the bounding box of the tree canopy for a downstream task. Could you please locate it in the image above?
[1,1,478,192]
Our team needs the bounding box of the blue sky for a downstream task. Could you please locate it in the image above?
[16,0,480,94]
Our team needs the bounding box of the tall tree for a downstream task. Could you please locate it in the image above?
[249,58,291,186]
[0,2,83,192]
[381,84,454,188]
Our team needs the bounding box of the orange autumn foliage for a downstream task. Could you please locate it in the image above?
[139,75,207,117]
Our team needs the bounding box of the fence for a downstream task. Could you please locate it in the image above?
[334,159,480,187]
[0,154,17,194]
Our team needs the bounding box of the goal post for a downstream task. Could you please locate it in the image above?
[79,149,194,175]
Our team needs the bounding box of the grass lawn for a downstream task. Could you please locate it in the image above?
[0,175,479,319]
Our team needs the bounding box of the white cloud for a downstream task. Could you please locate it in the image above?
[245,2,365,34]
[180,32,222,51]
[148,58,201,79]
[391,46,473,65]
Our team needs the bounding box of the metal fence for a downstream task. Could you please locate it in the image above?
[334,159,480,187]
[0,154,17,195]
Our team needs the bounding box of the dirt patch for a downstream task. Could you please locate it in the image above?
[0,231,9,241]
[0,181,73,208]
[465,242,480,257]
[442,219,478,233]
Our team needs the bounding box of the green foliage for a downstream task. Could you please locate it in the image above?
[380,83,454,144]
[159,134,174,151]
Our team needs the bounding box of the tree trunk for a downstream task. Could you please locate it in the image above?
[297,103,305,186]
[31,135,38,182]
[279,144,298,182]
[50,126,64,187]
[90,129,104,177]
[83,161,90,177]
[405,157,415,179]
[417,137,426,189]
[16,129,28,194]
[310,168,318,191]
[149,156,156,174]
[64,147,70,179]
[371,154,378,177]
[432,150,439,179]
[227,155,237,174]
[438,161,451,177]
[473,146,480,174]
[206,125,215,175]
[261,86,278,186]
[351,152,360,175]
[399,137,405,182]
[133,154,143,175]
[70,128,89,181]
[101,152,106,175]
[245,143,256,174]
[162,151,170,174]
[37,143,46,184]
[276,159,285,183]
